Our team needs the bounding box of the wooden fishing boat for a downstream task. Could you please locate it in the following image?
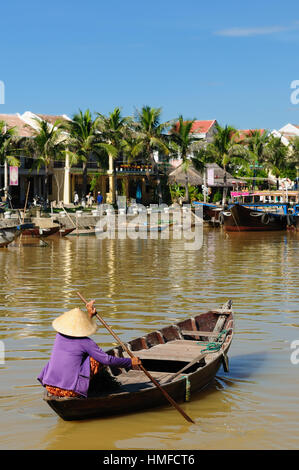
[21,226,60,238]
[287,214,299,231]
[67,227,102,236]
[194,202,223,222]
[43,301,234,421]
[0,223,34,247]
[221,204,288,231]
[286,205,299,231]
[48,227,76,237]
[0,226,21,247]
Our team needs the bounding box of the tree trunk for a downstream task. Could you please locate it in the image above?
[82,161,87,198]
[152,158,162,204]
[4,159,8,200]
[63,152,70,204]
[107,154,116,205]
[222,165,227,205]
[44,165,48,202]
[185,171,189,203]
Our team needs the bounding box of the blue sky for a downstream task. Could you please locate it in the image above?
[0,0,299,130]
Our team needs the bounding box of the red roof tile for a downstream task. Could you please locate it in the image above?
[172,119,217,135]
[0,114,35,137]
[236,129,265,141]
[190,120,217,134]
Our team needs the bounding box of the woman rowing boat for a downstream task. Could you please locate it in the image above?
[38,300,141,398]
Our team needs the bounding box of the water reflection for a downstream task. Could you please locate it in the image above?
[0,229,299,449]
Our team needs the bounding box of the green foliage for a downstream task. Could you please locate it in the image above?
[212,190,222,203]
[0,120,20,167]
[169,183,204,202]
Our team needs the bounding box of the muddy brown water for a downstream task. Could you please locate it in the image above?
[0,228,298,450]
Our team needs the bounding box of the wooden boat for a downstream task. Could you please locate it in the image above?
[286,205,299,231]
[194,202,223,222]
[287,214,299,231]
[48,227,76,237]
[221,204,288,231]
[0,223,34,247]
[43,301,234,421]
[21,226,60,238]
[67,227,98,236]
[0,226,21,247]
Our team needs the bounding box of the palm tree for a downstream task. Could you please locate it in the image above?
[0,121,20,199]
[241,130,270,188]
[28,118,66,201]
[61,109,105,198]
[291,136,299,166]
[263,135,289,189]
[206,123,249,204]
[288,137,299,184]
[169,116,201,202]
[242,130,269,161]
[132,106,171,204]
[95,107,132,204]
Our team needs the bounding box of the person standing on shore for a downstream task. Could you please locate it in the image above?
[74,192,79,206]
[97,191,103,208]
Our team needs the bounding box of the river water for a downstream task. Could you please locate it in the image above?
[0,227,298,450]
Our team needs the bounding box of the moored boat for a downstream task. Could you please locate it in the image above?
[286,204,299,231]
[67,227,100,236]
[21,226,60,238]
[221,204,288,231]
[0,226,21,247]
[47,227,76,237]
[44,301,234,421]
[0,223,34,247]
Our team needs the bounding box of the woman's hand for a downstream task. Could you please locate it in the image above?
[86,300,97,318]
[131,356,142,369]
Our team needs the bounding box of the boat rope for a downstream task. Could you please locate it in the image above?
[182,375,191,402]
[181,329,229,402]
[199,329,228,353]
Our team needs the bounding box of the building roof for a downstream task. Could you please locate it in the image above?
[236,129,265,141]
[205,163,245,186]
[168,162,245,187]
[0,113,35,137]
[35,113,70,125]
[278,123,299,138]
[190,120,217,135]
[172,119,217,136]
[168,164,203,186]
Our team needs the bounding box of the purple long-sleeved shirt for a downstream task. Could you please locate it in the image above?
[38,333,132,397]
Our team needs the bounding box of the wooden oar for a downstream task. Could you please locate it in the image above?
[164,351,206,384]
[77,291,195,425]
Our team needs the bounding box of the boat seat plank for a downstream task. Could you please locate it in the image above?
[165,339,209,346]
[123,339,206,362]
[181,330,223,337]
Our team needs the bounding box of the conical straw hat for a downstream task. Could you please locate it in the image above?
[52,308,98,337]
